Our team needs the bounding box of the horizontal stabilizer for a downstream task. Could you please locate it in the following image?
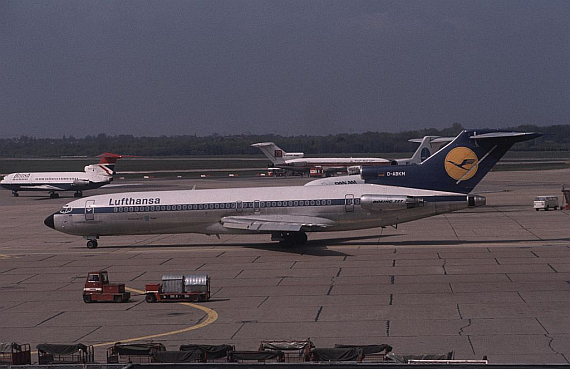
[469,132,541,142]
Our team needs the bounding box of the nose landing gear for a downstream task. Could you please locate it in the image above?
[86,239,98,249]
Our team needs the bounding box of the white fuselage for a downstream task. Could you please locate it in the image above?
[279,157,391,169]
[48,184,470,239]
[1,166,111,193]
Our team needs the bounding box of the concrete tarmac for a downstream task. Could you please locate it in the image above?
[1,169,569,364]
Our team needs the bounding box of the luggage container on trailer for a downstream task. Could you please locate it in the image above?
[145,274,210,303]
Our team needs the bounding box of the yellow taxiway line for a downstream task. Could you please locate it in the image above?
[32,286,218,354]
[89,287,218,348]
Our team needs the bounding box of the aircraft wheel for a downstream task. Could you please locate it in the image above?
[86,240,98,249]
[12,191,18,197]
[50,192,59,199]
[83,295,92,303]
[74,191,83,198]
[145,294,157,303]
[190,294,200,302]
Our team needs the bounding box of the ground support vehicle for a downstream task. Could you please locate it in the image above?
[145,274,210,303]
[0,342,31,365]
[107,343,166,363]
[83,270,131,303]
[534,196,559,211]
[37,343,94,364]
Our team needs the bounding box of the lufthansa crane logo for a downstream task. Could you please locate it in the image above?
[444,147,479,181]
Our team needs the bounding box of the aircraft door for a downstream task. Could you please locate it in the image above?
[345,194,354,212]
[254,200,260,213]
[85,200,95,220]
[236,201,243,213]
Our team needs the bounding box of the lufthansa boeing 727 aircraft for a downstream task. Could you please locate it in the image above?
[44,130,539,248]
[1,153,123,198]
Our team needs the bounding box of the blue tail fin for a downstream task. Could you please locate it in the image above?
[361,129,541,193]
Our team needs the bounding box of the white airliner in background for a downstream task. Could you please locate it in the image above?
[44,130,539,248]
[252,136,453,176]
[1,153,123,198]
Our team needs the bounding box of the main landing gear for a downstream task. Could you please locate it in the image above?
[272,231,308,247]
[49,191,60,199]
[74,191,83,198]
[11,191,18,197]
[86,239,98,249]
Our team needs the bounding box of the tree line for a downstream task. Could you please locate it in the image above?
[0,123,568,157]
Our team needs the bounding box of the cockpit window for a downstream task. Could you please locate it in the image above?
[59,205,72,214]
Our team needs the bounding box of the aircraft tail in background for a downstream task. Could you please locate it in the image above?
[392,136,454,165]
[251,142,303,165]
[86,153,124,177]
[362,130,541,194]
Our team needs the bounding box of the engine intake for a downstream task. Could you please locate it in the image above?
[361,195,424,212]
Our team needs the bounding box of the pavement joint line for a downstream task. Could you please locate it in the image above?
[389,294,393,306]
[516,292,527,303]
[535,318,549,334]
[257,296,269,308]
[494,258,500,265]
[336,268,342,277]
[36,311,65,327]
[75,326,102,342]
[251,256,260,263]
[466,335,476,355]
[125,299,145,311]
[17,274,38,284]
[160,257,173,265]
[547,263,558,273]
[230,323,245,340]
[505,273,513,282]
[130,271,147,281]
[449,283,454,293]
[314,306,323,322]
[458,318,471,336]
[195,263,206,270]
[326,285,334,296]
[234,269,244,278]
[456,304,463,319]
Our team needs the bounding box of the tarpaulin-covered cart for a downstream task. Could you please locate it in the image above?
[36,343,94,364]
[0,342,31,365]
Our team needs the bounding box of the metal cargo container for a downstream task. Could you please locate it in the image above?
[184,274,209,293]
[161,275,184,293]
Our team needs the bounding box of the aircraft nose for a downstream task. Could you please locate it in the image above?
[44,214,55,229]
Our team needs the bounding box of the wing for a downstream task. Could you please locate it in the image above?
[220,214,336,232]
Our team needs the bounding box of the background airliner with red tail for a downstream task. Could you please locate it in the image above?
[1,153,124,198]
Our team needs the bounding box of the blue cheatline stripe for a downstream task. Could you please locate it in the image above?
[63,195,466,215]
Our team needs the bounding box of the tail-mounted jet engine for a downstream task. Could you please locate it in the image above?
[360,195,424,212]
[467,195,486,207]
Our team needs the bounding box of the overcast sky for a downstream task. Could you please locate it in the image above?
[1,1,568,138]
